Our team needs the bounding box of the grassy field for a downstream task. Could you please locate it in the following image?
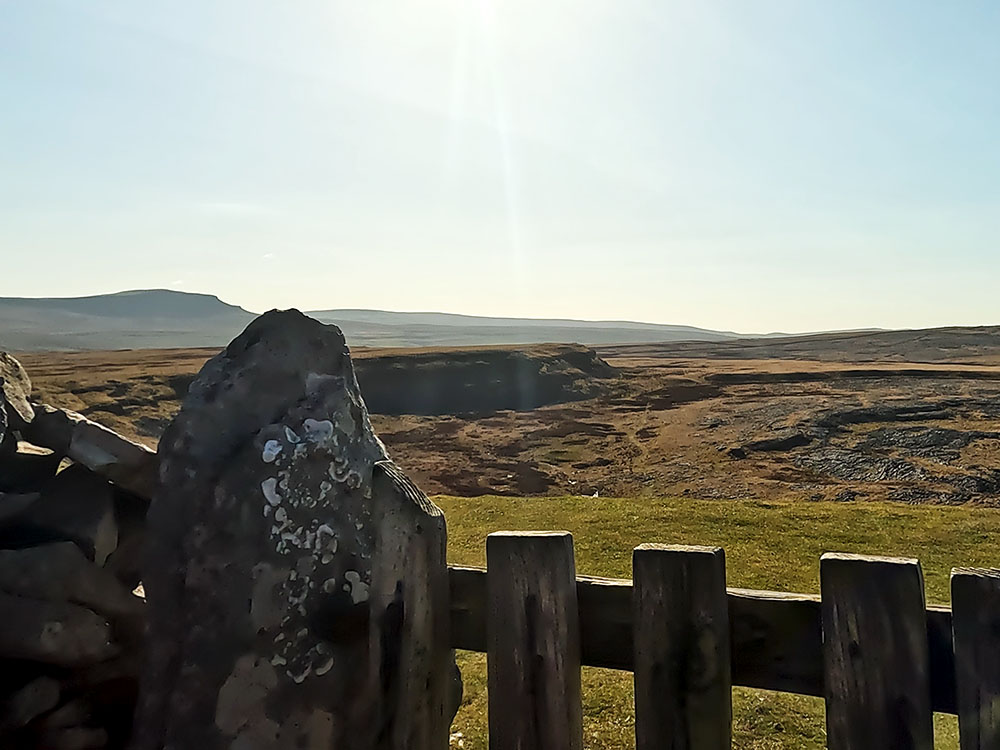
[435,495,1000,749]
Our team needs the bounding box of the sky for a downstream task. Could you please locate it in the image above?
[1,1,998,333]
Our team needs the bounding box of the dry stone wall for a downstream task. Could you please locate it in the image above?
[1,354,153,749]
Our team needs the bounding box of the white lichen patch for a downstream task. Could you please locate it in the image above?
[343,570,369,604]
[288,662,312,684]
[302,418,335,444]
[250,388,386,690]
[261,477,281,506]
[315,524,338,556]
[262,439,283,463]
[314,656,335,676]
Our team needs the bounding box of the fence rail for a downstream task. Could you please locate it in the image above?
[446,532,1000,750]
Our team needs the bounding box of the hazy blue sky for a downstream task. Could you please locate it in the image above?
[2,1,998,332]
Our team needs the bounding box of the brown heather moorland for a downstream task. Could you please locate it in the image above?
[18,332,1000,507]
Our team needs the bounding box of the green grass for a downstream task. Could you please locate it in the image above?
[436,495,1000,750]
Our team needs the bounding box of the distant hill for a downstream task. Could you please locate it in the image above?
[0,290,743,351]
[4,290,989,361]
[0,290,254,351]
[307,308,739,348]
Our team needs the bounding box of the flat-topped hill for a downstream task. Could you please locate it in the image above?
[0,290,254,351]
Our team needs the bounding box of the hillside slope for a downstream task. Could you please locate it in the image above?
[0,290,254,351]
[5,289,997,357]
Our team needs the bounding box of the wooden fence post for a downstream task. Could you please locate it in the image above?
[367,461,453,750]
[951,567,1000,750]
[820,553,933,750]
[486,531,583,750]
[632,544,731,750]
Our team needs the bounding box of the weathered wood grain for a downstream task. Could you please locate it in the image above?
[448,567,958,713]
[952,567,1000,749]
[486,532,583,750]
[632,544,731,750]
[366,460,452,750]
[820,553,933,750]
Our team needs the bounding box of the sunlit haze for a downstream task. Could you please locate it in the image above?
[2,1,998,333]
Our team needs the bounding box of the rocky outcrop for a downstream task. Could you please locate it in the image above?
[742,431,812,453]
[354,344,617,416]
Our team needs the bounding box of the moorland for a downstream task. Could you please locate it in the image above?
[19,326,1000,507]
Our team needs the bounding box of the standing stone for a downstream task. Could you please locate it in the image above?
[132,310,453,750]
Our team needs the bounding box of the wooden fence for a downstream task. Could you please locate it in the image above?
[446,531,1000,750]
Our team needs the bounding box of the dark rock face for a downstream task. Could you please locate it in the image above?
[813,402,962,432]
[795,448,926,483]
[10,465,119,565]
[354,344,616,416]
[133,310,391,750]
[0,450,62,494]
[743,431,812,453]
[857,426,1000,460]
